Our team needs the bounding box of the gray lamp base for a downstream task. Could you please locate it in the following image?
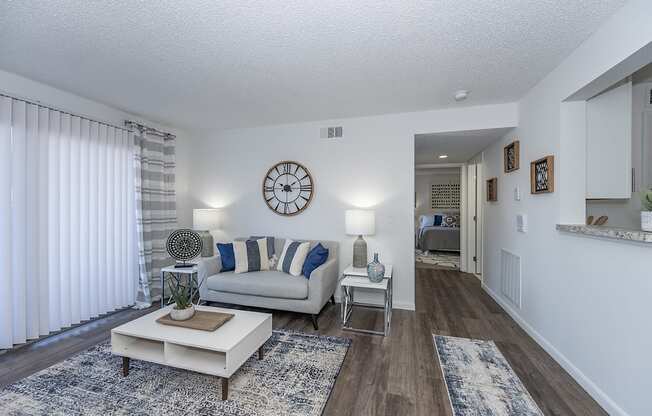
[352,235,368,268]
[198,230,214,257]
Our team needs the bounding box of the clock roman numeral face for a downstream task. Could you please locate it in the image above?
[263,161,314,216]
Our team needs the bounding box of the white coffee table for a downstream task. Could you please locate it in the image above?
[111,305,272,400]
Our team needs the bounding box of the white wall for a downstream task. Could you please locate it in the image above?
[182,103,517,310]
[480,1,652,415]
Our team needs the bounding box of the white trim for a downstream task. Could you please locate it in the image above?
[392,301,415,311]
[459,165,467,273]
[482,283,630,416]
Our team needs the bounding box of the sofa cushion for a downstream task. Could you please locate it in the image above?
[205,270,309,300]
[250,236,275,257]
[216,243,235,271]
[302,243,329,279]
[277,240,310,276]
[233,239,269,274]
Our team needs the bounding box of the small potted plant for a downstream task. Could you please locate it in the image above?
[168,279,195,321]
[641,190,652,232]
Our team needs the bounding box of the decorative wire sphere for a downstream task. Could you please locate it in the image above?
[166,229,203,262]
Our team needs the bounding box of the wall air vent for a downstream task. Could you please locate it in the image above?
[500,249,522,308]
[320,126,343,139]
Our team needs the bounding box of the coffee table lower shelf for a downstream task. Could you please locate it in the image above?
[111,305,272,400]
[117,341,265,400]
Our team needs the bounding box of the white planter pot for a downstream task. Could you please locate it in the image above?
[170,304,195,321]
[641,211,652,232]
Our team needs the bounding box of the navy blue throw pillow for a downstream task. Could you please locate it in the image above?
[217,243,235,272]
[433,215,443,226]
[302,243,329,279]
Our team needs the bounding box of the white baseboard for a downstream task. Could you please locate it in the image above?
[481,283,629,416]
[392,301,415,311]
[333,295,415,311]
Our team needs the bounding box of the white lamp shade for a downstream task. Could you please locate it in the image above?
[345,209,375,236]
[193,209,221,230]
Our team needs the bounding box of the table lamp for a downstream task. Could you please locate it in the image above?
[193,208,220,257]
[345,209,375,268]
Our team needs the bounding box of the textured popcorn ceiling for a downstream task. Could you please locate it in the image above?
[0,0,626,130]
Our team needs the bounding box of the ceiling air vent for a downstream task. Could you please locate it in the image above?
[320,126,343,139]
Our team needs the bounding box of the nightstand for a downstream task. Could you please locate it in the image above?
[340,264,393,336]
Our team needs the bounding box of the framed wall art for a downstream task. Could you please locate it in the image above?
[504,140,520,173]
[486,177,498,202]
[530,155,554,194]
[431,183,461,209]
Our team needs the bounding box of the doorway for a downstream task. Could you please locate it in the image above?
[414,129,509,275]
[414,165,463,271]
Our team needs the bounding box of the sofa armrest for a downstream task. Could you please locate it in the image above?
[308,257,339,310]
[197,255,221,299]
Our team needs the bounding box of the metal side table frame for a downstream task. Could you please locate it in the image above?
[340,265,393,336]
[160,265,204,308]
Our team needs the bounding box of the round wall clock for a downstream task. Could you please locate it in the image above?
[262,161,314,216]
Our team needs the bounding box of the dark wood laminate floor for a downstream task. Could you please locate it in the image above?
[0,268,606,415]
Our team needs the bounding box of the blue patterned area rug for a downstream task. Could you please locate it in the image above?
[415,249,460,270]
[433,335,543,416]
[0,330,351,416]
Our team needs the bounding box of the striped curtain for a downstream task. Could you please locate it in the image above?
[133,129,177,307]
[0,96,139,349]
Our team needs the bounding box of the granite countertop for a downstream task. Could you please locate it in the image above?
[556,224,652,243]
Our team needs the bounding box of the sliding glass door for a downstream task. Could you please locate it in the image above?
[0,96,139,349]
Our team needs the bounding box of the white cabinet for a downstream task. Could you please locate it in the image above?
[586,81,632,199]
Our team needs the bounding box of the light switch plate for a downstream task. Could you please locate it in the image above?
[517,214,527,233]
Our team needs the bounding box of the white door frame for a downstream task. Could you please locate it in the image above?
[465,159,483,278]
[459,165,467,272]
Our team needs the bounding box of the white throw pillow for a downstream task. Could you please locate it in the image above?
[276,240,310,276]
[233,239,270,274]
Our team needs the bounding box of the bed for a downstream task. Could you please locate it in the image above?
[416,213,460,252]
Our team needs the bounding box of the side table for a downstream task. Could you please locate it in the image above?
[160,265,203,308]
[340,264,393,336]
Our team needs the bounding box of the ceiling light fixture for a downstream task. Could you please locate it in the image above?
[439,154,448,159]
[454,90,469,101]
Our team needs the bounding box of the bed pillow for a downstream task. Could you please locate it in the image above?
[277,239,311,276]
[302,243,329,279]
[441,214,459,227]
[233,238,270,274]
[433,214,444,226]
[216,243,235,272]
[420,215,435,227]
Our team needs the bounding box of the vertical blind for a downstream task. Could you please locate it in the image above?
[0,96,139,349]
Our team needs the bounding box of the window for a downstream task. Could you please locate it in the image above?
[0,96,139,349]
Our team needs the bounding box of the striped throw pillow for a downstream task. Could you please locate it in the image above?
[277,240,311,276]
[233,239,270,274]
[250,236,275,257]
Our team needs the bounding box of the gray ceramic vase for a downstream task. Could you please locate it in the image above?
[367,253,385,283]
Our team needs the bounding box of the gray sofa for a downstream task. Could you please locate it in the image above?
[197,238,339,329]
